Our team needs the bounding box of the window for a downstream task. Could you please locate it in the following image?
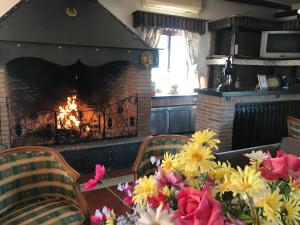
[151,31,199,96]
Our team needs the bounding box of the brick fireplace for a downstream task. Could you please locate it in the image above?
[0,0,158,151]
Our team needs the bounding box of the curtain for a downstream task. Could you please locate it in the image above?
[184,31,201,87]
[141,27,162,48]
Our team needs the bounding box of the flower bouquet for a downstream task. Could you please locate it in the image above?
[85,130,300,225]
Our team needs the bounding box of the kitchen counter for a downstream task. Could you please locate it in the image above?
[194,88,300,97]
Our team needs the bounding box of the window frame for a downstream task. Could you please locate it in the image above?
[161,30,185,72]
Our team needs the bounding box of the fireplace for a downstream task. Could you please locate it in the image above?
[6,58,141,147]
[0,0,158,150]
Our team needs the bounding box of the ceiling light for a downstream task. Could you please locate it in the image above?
[298,8,300,14]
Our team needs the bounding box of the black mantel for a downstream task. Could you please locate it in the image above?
[0,0,158,67]
[194,88,300,97]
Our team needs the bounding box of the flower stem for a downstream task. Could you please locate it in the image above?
[246,193,260,225]
[101,181,133,211]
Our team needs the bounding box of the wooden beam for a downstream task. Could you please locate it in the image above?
[274,9,298,18]
[224,0,292,11]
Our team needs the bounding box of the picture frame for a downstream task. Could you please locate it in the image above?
[257,74,268,90]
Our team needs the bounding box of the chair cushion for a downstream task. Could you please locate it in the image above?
[287,116,300,139]
[138,139,187,177]
[0,151,76,214]
[0,198,84,225]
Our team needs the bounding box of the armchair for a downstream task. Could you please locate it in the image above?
[0,146,90,225]
[132,135,190,180]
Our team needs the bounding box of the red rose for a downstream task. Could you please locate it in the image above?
[147,192,170,210]
[260,151,300,180]
[173,187,224,225]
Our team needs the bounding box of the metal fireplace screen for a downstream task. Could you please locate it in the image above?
[8,94,138,147]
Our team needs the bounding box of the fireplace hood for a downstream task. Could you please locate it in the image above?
[0,0,158,66]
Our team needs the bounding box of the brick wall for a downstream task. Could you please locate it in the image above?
[196,93,300,151]
[0,66,10,149]
[0,62,152,150]
[137,68,151,137]
[151,95,197,108]
[110,65,152,137]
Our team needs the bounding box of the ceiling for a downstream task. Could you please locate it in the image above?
[273,0,300,5]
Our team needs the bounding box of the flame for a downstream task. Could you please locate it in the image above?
[57,95,80,129]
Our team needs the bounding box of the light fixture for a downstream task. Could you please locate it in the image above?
[298,8,300,15]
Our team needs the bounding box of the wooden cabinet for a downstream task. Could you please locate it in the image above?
[207,16,300,89]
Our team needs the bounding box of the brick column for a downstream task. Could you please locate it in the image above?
[137,68,151,137]
[196,93,300,151]
[196,95,235,151]
[0,66,10,149]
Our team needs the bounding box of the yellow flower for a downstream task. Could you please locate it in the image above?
[133,176,157,207]
[191,129,220,150]
[178,142,215,175]
[216,174,232,195]
[162,186,171,197]
[161,152,175,172]
[209,161,232,182]
[230,166,267,198]
[282,198,300,225]
[256,189,283,225]
[105,210,116,225]
[289,178,300,199]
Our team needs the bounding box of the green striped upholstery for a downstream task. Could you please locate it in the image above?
[288,116,300,139]
[137,137,188,178]
[0,150,84,225]
[0,198,84,225]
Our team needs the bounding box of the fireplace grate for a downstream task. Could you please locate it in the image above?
[8,94,138,147]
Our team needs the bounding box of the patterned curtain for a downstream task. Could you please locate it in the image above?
[184,31,201,83]
[141,27,162,48]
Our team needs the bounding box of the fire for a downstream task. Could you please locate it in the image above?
[57,95,80,129]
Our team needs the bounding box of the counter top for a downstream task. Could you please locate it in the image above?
[194,88,300,97]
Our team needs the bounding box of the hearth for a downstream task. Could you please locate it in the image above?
[0,0,158,149]
[6,58,139,147]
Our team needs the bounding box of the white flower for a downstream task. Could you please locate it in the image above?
[117,182,129,192]
[95,209,103,218]
[102,206,111,216]
[244,150,269,163]
[156,159,161,167]
[150,156,157,164]
[136,204,173,225]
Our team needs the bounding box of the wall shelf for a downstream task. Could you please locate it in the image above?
[207,57,300,66]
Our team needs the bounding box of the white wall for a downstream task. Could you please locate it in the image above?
[98,0,277,31]
[0,0,20,17]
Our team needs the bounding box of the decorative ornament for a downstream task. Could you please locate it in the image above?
[66,8,77,17]
[140,51,153,69]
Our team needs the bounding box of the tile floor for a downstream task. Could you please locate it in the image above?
[80,168,133,218]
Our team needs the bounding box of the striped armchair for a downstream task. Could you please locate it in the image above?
[132,135,190,179]
[0,146,90,225]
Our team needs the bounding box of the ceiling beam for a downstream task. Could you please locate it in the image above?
[274,9,298,18]
[224,0,292,11]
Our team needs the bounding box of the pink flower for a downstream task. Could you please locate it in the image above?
[155,167,185,189]
[84,164,105,190]
[173,187,224,225]
[123,196,133,206]
[259,151,300,180]
[91,209,106,224]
